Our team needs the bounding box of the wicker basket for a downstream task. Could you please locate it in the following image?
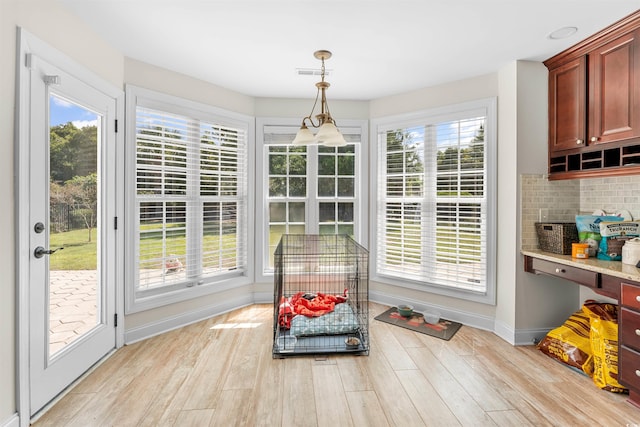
[535,222,578,255]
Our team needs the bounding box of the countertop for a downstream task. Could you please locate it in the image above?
[522,249,640,283]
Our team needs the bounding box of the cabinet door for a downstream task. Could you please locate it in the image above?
[589,29,640,145]
[548,56,587,152]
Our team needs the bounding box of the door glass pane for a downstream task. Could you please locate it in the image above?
[48,94,100,356]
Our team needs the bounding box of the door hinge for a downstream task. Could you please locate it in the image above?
[114,313,118,328]
[115,119,118,133]
[114,216,118,230]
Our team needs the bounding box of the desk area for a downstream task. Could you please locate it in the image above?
[522,249,640,300]
[522,249,640,282]
[523,249,640,408]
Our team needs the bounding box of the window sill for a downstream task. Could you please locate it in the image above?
[125,274,253,314]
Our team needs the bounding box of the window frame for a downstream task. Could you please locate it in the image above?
[125,85,254,313]
[370,98,497,305]
[254,117,368,283]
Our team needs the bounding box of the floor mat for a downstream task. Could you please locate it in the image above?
[374,307,462,341]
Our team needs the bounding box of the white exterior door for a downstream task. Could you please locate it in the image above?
[27,55,118,416]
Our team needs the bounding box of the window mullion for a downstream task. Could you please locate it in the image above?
[423,124,437,281]
[186,119,201,279]
[307,144,318,233]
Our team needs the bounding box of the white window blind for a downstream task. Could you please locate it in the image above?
[135,105,248,295]
[375,100,495,299]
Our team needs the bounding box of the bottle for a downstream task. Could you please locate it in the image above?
[622,238,640,265]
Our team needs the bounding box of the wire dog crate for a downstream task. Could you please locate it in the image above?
[273,234,369,357]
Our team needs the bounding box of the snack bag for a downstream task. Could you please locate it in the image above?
[582,301,627,393]
[575,215,621,257]
[598,221,640,261]
[537,308,594,376]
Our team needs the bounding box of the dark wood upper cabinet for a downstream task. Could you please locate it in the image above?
[544,10,640,179]
[589,29,640,145]
[548,56,587,152]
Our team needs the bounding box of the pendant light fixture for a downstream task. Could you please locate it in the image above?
[292,50,347,147]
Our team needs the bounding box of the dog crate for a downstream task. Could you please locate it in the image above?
[273,234,369,357]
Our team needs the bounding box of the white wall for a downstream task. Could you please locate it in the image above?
[125,58,255,116]
[369,73,498,119]
[495,61,519,339]
[0,2,17,421]
[511,62,579,338]
[254,97,369,120]
[496,62,582,344]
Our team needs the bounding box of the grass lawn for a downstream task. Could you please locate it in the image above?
[50,228,97,270]
[50,226,238,270]
[50,225,481,270]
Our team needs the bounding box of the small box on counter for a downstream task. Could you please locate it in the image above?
[535,222,579,255]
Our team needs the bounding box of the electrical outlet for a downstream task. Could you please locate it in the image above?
[539,208,549,222]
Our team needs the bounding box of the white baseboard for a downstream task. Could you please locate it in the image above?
[252,291,272,304]
[123,288,546,347]
[124,294,254,344]
[0,413,19,427]
[494,318,550,346]
[493,319,517,345]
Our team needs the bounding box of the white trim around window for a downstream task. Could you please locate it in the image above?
[125,85,254,313]
[370,98,497,305]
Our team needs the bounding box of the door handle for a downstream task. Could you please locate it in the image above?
[34,246,64,259]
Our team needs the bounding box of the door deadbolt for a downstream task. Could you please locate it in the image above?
[34,246,64,258]
[34,222,45,233]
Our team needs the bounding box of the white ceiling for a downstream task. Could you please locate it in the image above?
[58,0,640,100]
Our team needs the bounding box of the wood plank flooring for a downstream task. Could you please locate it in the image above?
[33,302,640,426]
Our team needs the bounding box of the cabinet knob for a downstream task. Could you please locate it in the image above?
[636,295,640,303]
[576,139,583,145]
[635,329,640,336]
[555,268,565,273]
[590,136,598,142]
[635,369,640,377]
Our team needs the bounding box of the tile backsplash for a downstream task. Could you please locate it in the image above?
[521,175,579,250]
[521,174,640,251]
[579,176,640,216]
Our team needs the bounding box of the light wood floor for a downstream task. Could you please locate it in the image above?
[33,302,640,426]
